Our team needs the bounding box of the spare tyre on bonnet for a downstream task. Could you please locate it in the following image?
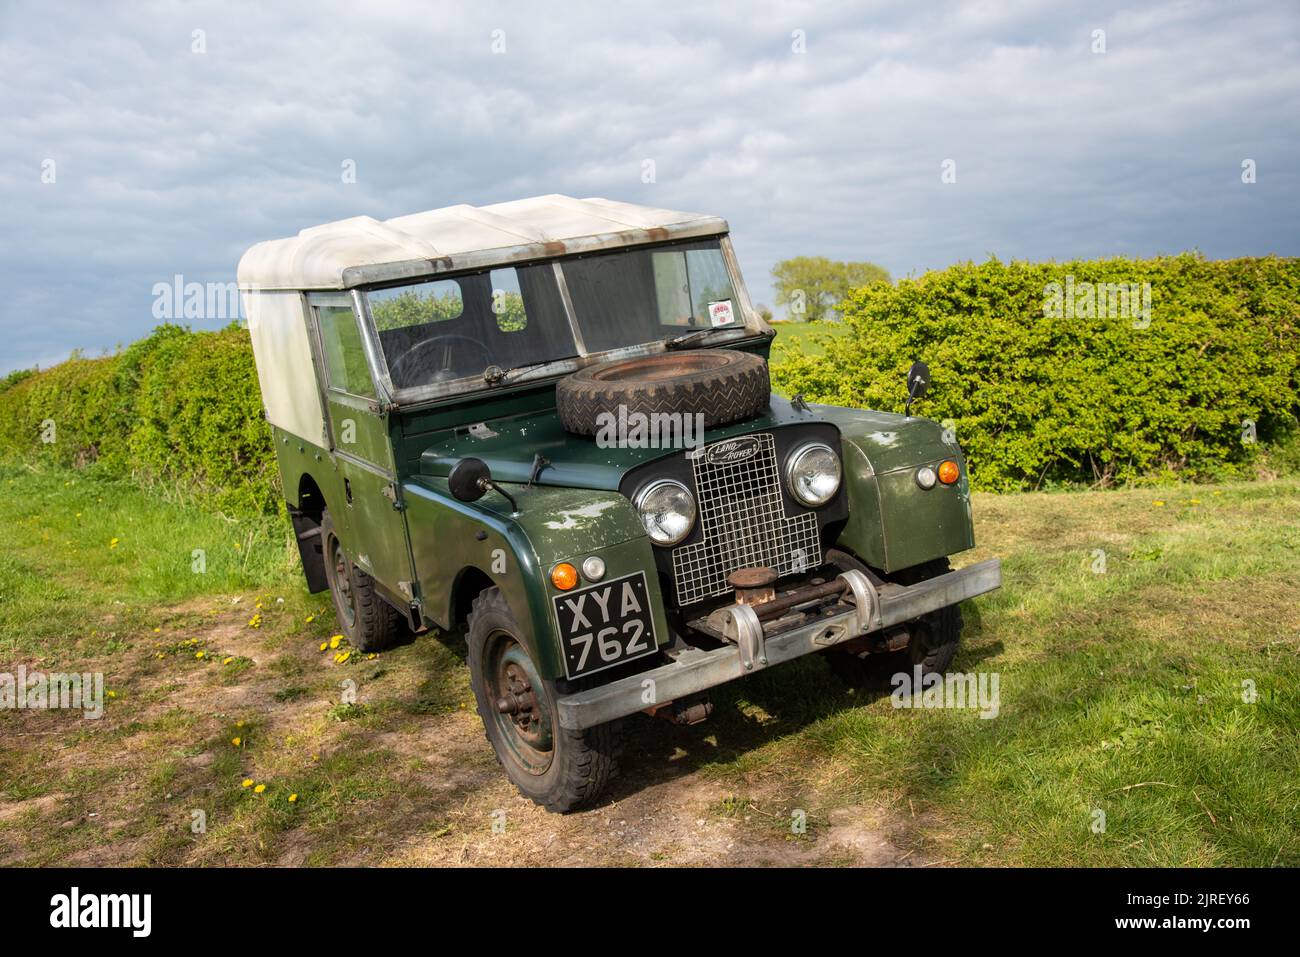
[238,193,1002,813]
[556,349,770,436]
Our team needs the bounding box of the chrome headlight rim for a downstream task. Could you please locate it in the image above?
[785,441,842,507]
[633,478,696,546]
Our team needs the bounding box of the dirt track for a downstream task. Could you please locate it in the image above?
[1,596,926,867]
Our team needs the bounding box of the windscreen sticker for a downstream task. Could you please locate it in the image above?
[708,299,736,327]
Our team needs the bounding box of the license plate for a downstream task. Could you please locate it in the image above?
[553,572,657,679]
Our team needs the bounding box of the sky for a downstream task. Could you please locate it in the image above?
[2,0,1298,373]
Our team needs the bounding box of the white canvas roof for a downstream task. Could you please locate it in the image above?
[237,194,729,291]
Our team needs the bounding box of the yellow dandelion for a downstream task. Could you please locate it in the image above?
[241,778,254,788]
[153,627,161,633]
[305,615,315,624]
[231,737,242,747]
[367,653,376,660]
[109,537,119,548]
[319,641,328,652]
[223,656,234,665]
[236,720,244,728]
[155,652,165,660]
[195,651,206,659]
[1153,500,1165,507]
[329,635,342,649]
[1189,498,1201,505]
[254,784,266,794]
[107,690,117,699]
[288,793,298,803]
[336,651,351,664]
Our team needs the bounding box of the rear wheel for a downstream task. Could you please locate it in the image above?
[826,558,963,688]
[467,587,620,813]
[321,510,403,652]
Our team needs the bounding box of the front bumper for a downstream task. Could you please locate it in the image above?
[556,558,1002,730]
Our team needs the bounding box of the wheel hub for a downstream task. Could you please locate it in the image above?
[488,638,554,771]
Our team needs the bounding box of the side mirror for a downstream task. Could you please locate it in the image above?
[448,457,518,513]
[905,360,930,416]
[448,457,491,503]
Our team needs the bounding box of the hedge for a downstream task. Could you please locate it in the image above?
[0,324,277,514]
[773,253,1300,490]
[2,253,1297,511]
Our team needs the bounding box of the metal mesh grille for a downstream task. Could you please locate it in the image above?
[672,433,821,605]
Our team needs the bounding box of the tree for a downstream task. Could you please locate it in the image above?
[771,256,890,322]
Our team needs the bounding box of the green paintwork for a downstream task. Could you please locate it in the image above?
[812,404,975,572]
[417,394,814,489]
[402,475,665,678]
[269,286,975,682]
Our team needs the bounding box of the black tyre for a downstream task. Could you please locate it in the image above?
[827,558,963,688]
[321,510,404,653]
[467,586,620,813]
[555,349,769,436]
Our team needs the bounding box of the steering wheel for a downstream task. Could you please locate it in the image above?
[388,334,492,385]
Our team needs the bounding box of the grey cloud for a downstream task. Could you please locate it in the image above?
[1,0,1297,372]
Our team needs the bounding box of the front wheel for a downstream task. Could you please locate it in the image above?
[826,558,963,688]
[467,587,620,813]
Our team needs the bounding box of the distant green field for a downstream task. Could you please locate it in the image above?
[769,320,850,360]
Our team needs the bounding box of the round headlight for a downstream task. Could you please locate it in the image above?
[786,442,842,506]
[634,480,696,546]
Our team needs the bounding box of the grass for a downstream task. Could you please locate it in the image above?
[769,320,850,360]
[0,459,1296,866]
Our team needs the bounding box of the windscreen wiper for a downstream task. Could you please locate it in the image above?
[483,357,577,386]
[664,326,768,350]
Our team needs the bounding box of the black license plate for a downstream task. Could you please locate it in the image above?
[553,572,657,678]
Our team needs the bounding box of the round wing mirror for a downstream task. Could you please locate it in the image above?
[448,457,491,503]
[907,360,931,400]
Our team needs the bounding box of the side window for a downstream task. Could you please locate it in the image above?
[317,304,375,398]
[369,279,464,330]
[490,268,527,332]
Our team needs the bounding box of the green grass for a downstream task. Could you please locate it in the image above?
[0,465,301,665]
[690,482,1300,866]
[769,320,850,360]
[0,460,1296,866]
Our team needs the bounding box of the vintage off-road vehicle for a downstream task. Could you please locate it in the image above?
[239,195,1001,812]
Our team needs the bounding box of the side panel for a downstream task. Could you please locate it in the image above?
[817,405,976,573]
[404,478,662,680]
[243,290,326,444]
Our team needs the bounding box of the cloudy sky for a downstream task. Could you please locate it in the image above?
[2,0,1297,373]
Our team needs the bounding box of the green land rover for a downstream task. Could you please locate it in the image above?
[239,195,1001,812]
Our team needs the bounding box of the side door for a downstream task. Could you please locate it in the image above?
[307,292,417,606]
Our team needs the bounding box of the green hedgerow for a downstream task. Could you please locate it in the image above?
[773,253,1300,490]
[0,324,277,514]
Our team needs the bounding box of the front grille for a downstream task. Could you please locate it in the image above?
[671,433,822,605]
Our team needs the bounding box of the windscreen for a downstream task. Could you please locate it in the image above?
[365,238,747,395]
[562,240,741,353]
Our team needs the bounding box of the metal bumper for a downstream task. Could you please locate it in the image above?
[556,558,1002,730]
